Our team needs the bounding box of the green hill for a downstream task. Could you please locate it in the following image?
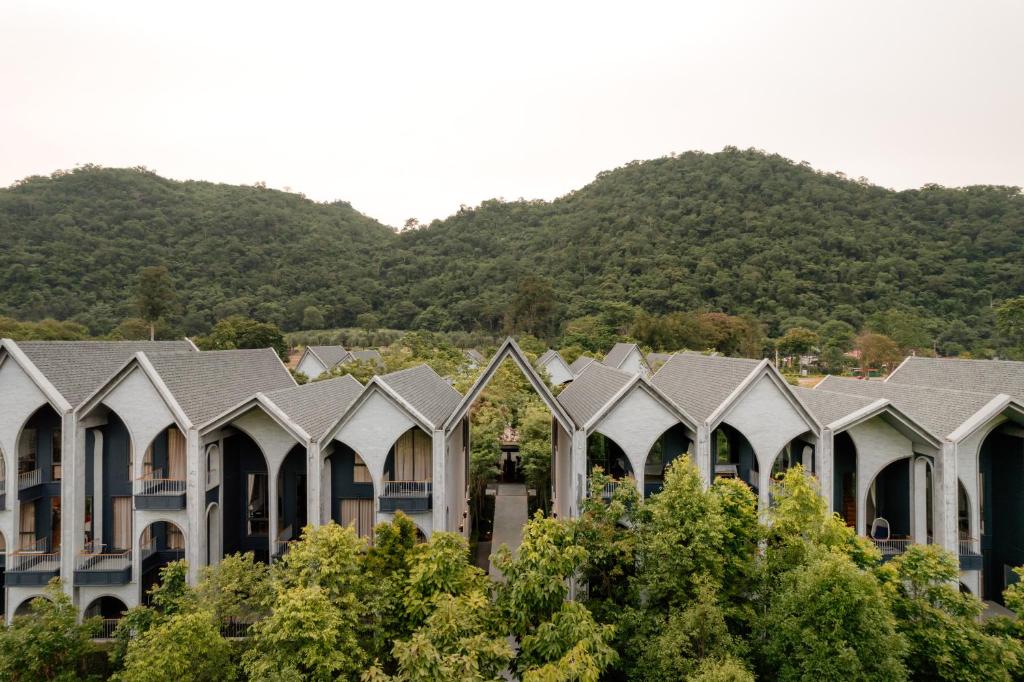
[1,150,1022,347]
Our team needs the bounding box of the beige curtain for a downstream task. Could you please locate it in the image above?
[20,500,36,548]
[167,523,184,550]
[394,431,413,480]
[353,454,371,483]
[112,497,132,551]
[414,430,432,481]
[167,428,186,480]
[340,499,374,540]
[142,445,155,479]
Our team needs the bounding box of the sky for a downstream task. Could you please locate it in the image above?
[1,1,1022,227]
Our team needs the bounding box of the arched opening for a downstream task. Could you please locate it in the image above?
[771,438,815,479]
[978,419,1024,603]
[81,409,133,571]
[84,596,128,638]
[587,432,635,498]
[206,503,221,566]
[326,443,374,541]
[833,431,857,527]
[0,444,6,508]
[865,458,911,559]
[642,423,692,497]
[13,595,49,618]
[380,427,433,514]
[16,404,63,554]
[138,425,187,495]
[206,443,221,488]
[274,445,307,557]
[139,520,185,602]
[222,430,270,563]
[711,422,758,491]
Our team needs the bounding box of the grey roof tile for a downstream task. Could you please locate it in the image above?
[887,356,1024,400]
[15,340,196,407]
[793,385,878,427]
[307,345,350,369]
[348,349,384,367]
[464,349,486,364]
[570,356,597,375]
[651,351,762,422]
[146,348,295,425]
[557,362,632,426]
[816,375,998,438]
[537,349,560,366]
[646,352,675,371]
[264,375,363,439]
[603,342,639,369]
[378,364,462,428]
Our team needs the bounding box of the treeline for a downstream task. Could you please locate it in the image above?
[4,464,1024,681]
[1,149,1022,354]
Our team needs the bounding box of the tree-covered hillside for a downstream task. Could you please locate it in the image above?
[0,166,395,334]
[1,149,1022,346]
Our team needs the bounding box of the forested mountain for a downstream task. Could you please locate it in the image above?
[1,150,1022,345]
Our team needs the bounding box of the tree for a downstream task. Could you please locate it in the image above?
[134,265,177,341]
[854,332,902,373]
[114,611,235,682]
[775,326,819,371]
[194,552,274,624]
[357,312,381,334]
[505,276,559,340]
[0,580,100,681]
[301,305,325,329]
[196,315,288,359]
[996,296,1024,357]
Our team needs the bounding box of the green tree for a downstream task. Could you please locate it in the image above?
[996,295,1024,357]
[505,276,559,340]
[854,331,902,373]
[134,265,177,341]
[776,326,819,372]
[301,305,325,329]
[196,315,288,359]
[0,580,100,682]
[114,611,235,682]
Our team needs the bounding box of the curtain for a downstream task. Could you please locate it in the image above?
[414,430,432,481]
[113,497,132,551]
[340,498,374,540]
[168,428,186,480]
[20,500,35,548]
[353,455,371,483]
[167,523,184,550]
[395,431,413,480]
[142,445,155,479]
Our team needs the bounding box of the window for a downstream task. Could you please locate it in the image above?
[247,473,268,536]
[18,428,37,474]
[393,430,431,481]
[340,498,374,540]
[112,497,131,551]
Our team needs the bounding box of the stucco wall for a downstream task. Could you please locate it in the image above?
[296,354,327,379]
[541,360,573,386]
[845,417,915,537]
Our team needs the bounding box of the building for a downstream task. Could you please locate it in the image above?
[536,350,574,386]
[602,342,650,376]
[1,337,1022,622]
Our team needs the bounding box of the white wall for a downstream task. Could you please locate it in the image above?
[445,418,467,535]
[618,348,648,377]
[296,353,327,379]
[541,359,573,386]
[845,417,915,537]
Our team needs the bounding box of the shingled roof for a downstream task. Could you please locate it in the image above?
[349,349,384,367]
[306,345,350,369]
[570,356,597,375]
[887,356,1024,400]
[14,340,196,407]
[557,362,632,426]
[537,349,561,366]
[652,352,762,422]
[603,342,640,370]
[816,375,998,438]
[378,364,462,429]
[646,352,675,371]
[264,375,364,439]
[793,385,880,427]
[145,348,296,425]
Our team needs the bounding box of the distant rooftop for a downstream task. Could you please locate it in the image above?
[557,362,632,426]
[378,364,462,428]
[264,375,363,439]
[888,355,1024,400]
[652,351,762,422]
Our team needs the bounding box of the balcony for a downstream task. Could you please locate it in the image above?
[379,480,432,513]
[17,467,60,501]
[871,537,911,561]
[7,537,60,587]
[959,535,983,571]
[95,618,122,640]
[134,470,186,510]
[273,526,296,559]
[74,542,131,586]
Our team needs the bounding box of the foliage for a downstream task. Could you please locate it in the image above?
[0,315,89,340]
[134,265,177,341]
[114,610,235,682]
[195,552,274,623]
[854,331,902,371]
[0,580,100,682]
[996,295,1024,358]
[195,315,288,359]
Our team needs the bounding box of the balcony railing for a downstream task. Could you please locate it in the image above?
[871,537,911,557]
[18,468,42,490]
[220,617,256,638]
[96,619,121,640]
[9,537,60,573]
[134,476,186,496]
[0,477,6,496]
[382,481,431,497]
[959,535,980,556]
[77,543,131,573]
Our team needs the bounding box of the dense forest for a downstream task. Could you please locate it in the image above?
[1,149,1022,350]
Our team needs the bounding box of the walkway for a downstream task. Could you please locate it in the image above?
[488,483,528,581]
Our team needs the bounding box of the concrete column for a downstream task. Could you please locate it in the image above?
[62,412,80,600]
[306,441,321,529]
[818,429,834,511]
[92,430,104,553]
[936,441,958,554]
[912,457,929,543]
[431,430,446,533]
[758,463,771,515]
[570,429,587,518]
[268,469,278,560]
[696,424,712,489]
[185,428,202,584]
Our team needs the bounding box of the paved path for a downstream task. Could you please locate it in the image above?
[488,483,528,581]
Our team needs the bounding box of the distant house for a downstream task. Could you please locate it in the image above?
[464,349,486,367]
[646,352,675,372]
[296,345,351,379]
[602,343,650,376]
[536,350,574,385]
[348,349,385,369]
[570,355,597,377]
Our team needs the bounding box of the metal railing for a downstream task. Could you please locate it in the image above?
[77,542,131,572]
[220,617,256,638]
[134,471,186,496]
[871,537,911,557]
[18,468,42,490]
[274,539,295,558]
[381,480,431,497]
[959,535,980,556]
[97,618,121,639]
[10,537,60,572]
[140,537,157,561]
[601,481,621,498]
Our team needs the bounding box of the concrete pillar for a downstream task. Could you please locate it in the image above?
[936,441,958,554]
[62,412,80,600]
[819,429,834,511]
[431,430,446,533]
[570,429,587,518]
[268,468,279,560]
[185,428,202,584]
[912,457,929,543]
[306,441,321,529]
[758,462,771,515]
[92,430,104,549]
[696,424,712,489]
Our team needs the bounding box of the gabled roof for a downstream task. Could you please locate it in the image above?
[144,348,295,425]
[887,356,1024,400]
[795,385,942,448]
[603,342,644,370]
[537,349,561,366]
[570,356,597,375]
[305,345,350,369]
[378,364,462,429]
[445,338,575,434]
[646,352,675,371]
[349,349,384,367]
[557,362,633,426]
[262,375,364,440]
[652,352,762,423]
[816,375,1000,439]
[464,349,486,364]
[793,385,878,427]
[12,340,196,407]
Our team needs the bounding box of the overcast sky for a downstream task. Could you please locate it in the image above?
[2,1,1022,227]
